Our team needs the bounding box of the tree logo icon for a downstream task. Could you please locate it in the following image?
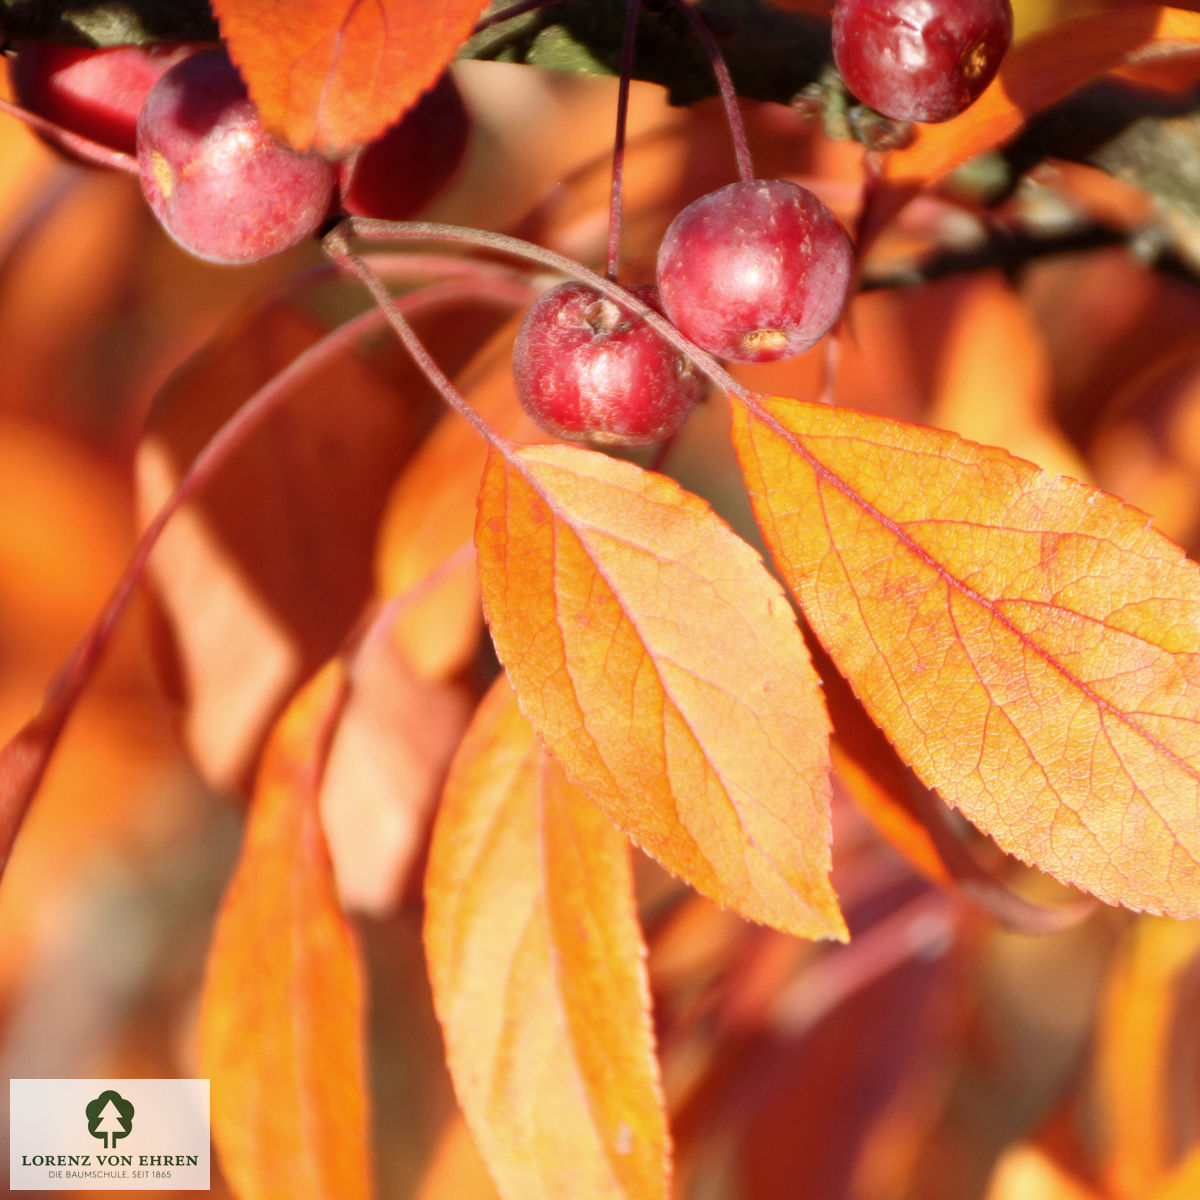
[85,1090,134,1149]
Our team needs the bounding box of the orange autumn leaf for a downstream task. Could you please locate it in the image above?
[817,626,958,894]
[319,618,474,916]
[1093,920,1200,1197]
[137,299,415,789]
[415,1113,501,1200]
[211,0,483,156]
[198,665,372,1200]
[475,444,844,940]
[376,316,545,681]
[871,7,1200,228]
[375,407,484,684]
[424,676,670,1200]
[832,666,1095,933]
[825,676,950,888]
[732,395,1200,918]
[1155,1147,1200,1200]
[928,273,1087,481]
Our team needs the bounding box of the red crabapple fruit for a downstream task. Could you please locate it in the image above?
[513,282,706,446]
[9,41,196,158]
[655,179,853,363]
[832,0,1013,123]
[136,49,336,264]
[338,73,470,221]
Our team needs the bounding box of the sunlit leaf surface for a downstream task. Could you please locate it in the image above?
[199,666,371,1200]
[212,0,484,155]
[425,677,670,1200]
[734,395,1200,917]
[476,444,845,939]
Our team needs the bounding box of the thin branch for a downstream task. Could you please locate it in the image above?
[334,217,751,400]
[324,228,506,446]
[606,0,642,281]
[0,278,526,879]
[773,891,955,1035]
[0,97,139,173]
[669,0,754,182]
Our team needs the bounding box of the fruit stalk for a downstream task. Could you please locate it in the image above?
[606,0,642,281]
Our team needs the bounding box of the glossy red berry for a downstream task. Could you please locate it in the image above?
[338,73,470,221]
[832,0,1013,123]
[8,41,196,158]
[136,49,336,264]
[513,282,705,446]
[655,179,853,363]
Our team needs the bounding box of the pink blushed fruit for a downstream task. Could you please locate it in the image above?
[9,41,197,159]
[513,281,706,446]
[136,49,336,264]
[655,179,854,363]
[832,0,1013,123]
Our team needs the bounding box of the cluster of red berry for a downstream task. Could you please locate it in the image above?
[512,0,1013,447]
[513,179,855,445]
[7,0,1015,450]
[8,43,469,263]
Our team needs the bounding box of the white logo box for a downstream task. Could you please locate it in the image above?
[10,1079,210,1191]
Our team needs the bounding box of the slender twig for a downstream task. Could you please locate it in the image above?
[858,224,1131,292]
[646,432,680,473]
[344,541,476,684]
[325,229,505,445]
[237,252,537,312]
[0,278,530,878]
[773,890,955,1035]
[0,97,139,174]
[332,218,751,400]
[669,0,754,182]
[818,332,839,407]
[607,0,642,281]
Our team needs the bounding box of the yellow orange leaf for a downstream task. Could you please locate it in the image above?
[211,0,483,155]
[415,1113,501,1200]
[375,416,482,683]
[198,665,372,1200]
[376,316,544,681]
[732,395,1200,917]
[475,443,844,940]
[424,676,670,1200]
[825,674,950,887]
[319,622,474,916]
